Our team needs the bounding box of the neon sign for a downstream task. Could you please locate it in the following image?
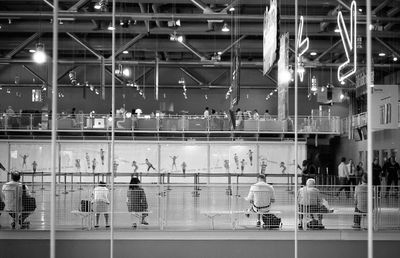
[337,1,357,82]
[297,15,309,82]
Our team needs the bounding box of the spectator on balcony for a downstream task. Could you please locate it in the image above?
[245,174,275,228]
[203,107,210,118]
[264,109,272,120]
[127,177,149,228]
[337,157,350,198]
[2,172,31,229]
[253,109,259,120]
[6,106,15,117]
[92,181,110,228]
[372,158,383,197]
[356,161,365,185]
[383,156,400,197]
[352,174,368,229]
[347,159,357,191]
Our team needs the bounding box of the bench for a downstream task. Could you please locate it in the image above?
[201,210,281,230]
[298,208,369,230]
[71,210,152,230]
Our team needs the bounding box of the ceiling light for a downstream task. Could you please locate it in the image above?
[334,27,340,33]
[175,19,181,27]
[229,7,235,12]
[280,69,292,83]
[221,23,230,32]
[29,49,36,53]
[122,67,131,77]
[69,70,77,86]
[340,80,345,85]
[379,52,386,57]
[358,8,362,12]
[107,24,115,31]
[32,43,47,64]
[177,35,184,42]
[311,75,318,92]
[122,50,129,54]
[310,51,317,56]
[340,93,345,100]
[393,56,398,62]
[95,89,100,95]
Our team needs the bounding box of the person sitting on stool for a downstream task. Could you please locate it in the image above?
[245,174,275,227]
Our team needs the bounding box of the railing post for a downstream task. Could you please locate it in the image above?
[30,114,33,130]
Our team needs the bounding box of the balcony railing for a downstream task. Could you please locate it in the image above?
[0,113,341,134]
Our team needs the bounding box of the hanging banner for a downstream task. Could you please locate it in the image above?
[277,33,289,121]
[263,0,278,75]
[371,85,399,130]
[355,67,374,97]
[230,45,241,107]
[337,1,357,82]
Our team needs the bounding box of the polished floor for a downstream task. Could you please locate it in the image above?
[1,183,399,231]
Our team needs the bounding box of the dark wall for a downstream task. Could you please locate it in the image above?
[1,239,399,258]
[0,86,348,117]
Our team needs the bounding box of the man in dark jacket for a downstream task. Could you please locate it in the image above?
[383,156,400,197]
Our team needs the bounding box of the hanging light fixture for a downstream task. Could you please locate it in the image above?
[221,23,230,32]
[311,75,318,92]
[69,70,77,86]
[32,43,47,64]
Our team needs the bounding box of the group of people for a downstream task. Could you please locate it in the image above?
[245,173,369,229]
[338,156,400,198]
[91,176,149,228]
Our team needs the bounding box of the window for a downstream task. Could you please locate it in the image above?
[32,89,42,102]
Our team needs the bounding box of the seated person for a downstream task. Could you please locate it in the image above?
[297,178,328,229]
[127,177,149,228]
[352,174,368,229]
[2,172,32,229]
[91,181,110,228]
[245,174,275,227]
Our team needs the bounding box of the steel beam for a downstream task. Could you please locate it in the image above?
[111,34,146,59]
[4,33,42,58]
[43,0,54,9]
[68,0,90,12]
[138,3,150,33]
[22,65,49,85]
[179,67,204,85]
[190,0,207,12]
[336,0,351,11]
[372,0,390,14]
[375,37,400,58]
[175,37,207,61]
[221,0,240,13]
[134,67,154,83]
[314,40,341,62]
[258,69,277,85]
[66,32,103,59]
[208,70,228,85]
[218,35,247,56]
[57,65,78,81]
[105,67,125,84]
[0,12,396,22]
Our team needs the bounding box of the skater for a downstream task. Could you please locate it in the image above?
[280,162,287,174]
[132,160,139,173]
[260,161,267,175]
[145,159,156,172]
[248,150,253,166]
[100,148,105,165]
[20,154,29,169]
[224,160,230,173]
[113,161,119,174]
[240,159,246,174]
[92,158,97,173]
[32,161,37,173]
[170,155,178,171]
[181,161,187,176]
[85,153,90,170]
[234,153,239,169]
[75,159,81,172]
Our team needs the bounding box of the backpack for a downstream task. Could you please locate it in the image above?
[262,213,282,229]
[22,185,36,212]
[307,219,325,229]
[80,200,92,212]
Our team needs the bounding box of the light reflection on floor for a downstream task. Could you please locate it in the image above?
[0,184,399,231]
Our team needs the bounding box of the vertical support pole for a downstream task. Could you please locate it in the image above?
[7,142,10,182]
[155,55,159,100]
[158,144,161,184]
[101,57,106,100]
[366,0,373,257]
[50,1,59,258]
[294,0,299,257]
[110,1,116,257]
[256,144,260,174]
[207,144,210,184]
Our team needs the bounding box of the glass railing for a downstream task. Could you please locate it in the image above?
[0,183,397,231]
[0,113,341,134]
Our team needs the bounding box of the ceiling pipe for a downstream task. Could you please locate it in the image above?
[66,32,103,59]
[0,12,392,22]
[179,67,204,85]
[5,32,42,58]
